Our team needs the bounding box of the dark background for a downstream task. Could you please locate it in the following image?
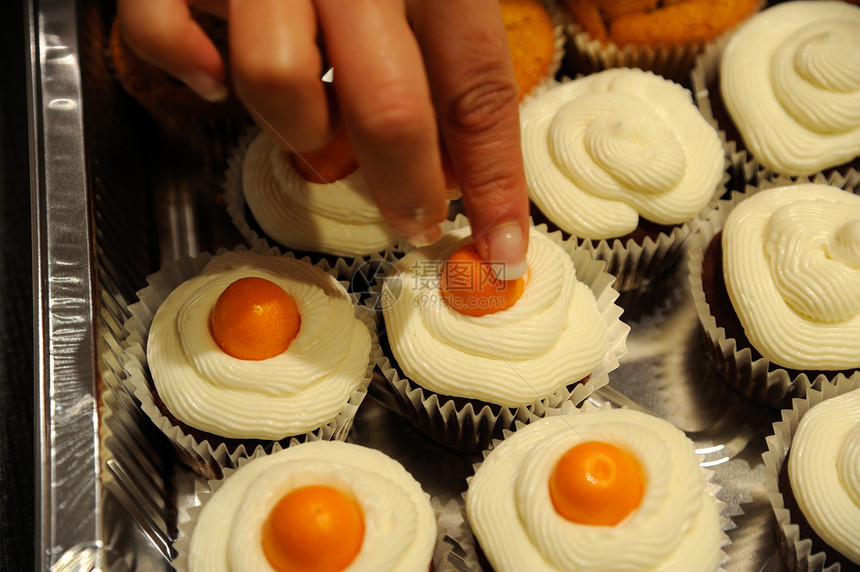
[0,0,35,570]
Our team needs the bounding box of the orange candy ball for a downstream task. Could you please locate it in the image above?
[292,122,359,183]
[262,485,365,572]
[549,441,645,526]
[210,277,301,361]
[440,244,525,317]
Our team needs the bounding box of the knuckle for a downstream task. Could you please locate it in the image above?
[444,66,519,135]
[232,51,311,95]
[351,94,436,149]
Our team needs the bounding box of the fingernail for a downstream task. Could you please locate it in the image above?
[179,69,229,103]
[483,222,527,280]
[406,224,442,247]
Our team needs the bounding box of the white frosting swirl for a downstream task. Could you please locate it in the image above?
[147,251,371,439]
[466,411,723,571]
[723,184,860,370]
[521,69,724,239]
[382,228,608,407]
[243,132,399,257]
[720,1,860,176]
[188,441,437,572]
[788,389,860,564]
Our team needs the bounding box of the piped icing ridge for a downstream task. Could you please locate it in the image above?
[521,68,723,239]
[466,411,723,571]
[147,251,371,439]
[381,227,608,407]
[720,1,860,176]
[242,132,399,257]
[187,441,437,572]
[722,184,860,370]
[788,389,860,564]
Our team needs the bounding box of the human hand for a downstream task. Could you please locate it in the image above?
[117,0,530,278]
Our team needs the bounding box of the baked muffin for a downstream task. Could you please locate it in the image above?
[173,440,437,572]
[123,247,374,478]
[522,68,727,290]
[377,220,628,451]
[500,0,565,100]
[562,0,760,85]
[109,11,245,136]
[764,380,860,571]
[688,181,860,406]
[466,407,726,571]
[226,126,401,261]
[692,1,860,184]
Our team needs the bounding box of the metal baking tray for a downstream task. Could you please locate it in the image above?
[28,0,790,569]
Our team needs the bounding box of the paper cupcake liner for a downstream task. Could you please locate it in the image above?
[762,377,860,572]
[687,178,860,408]
[222,126,408,267]
[120,244,377,480]
[172,444,445,571]
[691,37,860,190]
[457,400,731,571]
[372,215,628,453]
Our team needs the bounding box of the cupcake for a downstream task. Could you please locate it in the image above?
[562,0,760,86]
[466,407,727,571]
[108,11,246,138]
[688,181,860,407]
[377,221,628,452]
[522,68,727,291]
[763,380,860,571]
[225,125,402,262]
[123,247,374,478]
[173,440,437,572]
[692,1,860,184]
[500,0,566,100]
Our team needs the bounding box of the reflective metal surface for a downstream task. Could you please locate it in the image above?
[27,0,101,569]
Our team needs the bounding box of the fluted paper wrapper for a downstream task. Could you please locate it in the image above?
[762,378,860,572]
[451,401,731,571]
[373,216,628,453]
[687,177,860,408]
[121,244,376,480]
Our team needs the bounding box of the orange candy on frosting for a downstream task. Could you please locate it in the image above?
[292,122,359,183]
[549,441,645,526]
[210,277,301,361]
[440,243,525,317]
[261,485,365,572]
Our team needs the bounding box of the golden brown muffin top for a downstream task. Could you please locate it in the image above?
[565,0,760,47]
[500,0,558,100]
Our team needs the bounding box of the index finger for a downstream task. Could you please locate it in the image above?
[409,0,530,279]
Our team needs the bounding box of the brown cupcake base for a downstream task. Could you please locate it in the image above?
[149,388,327,480]
[777,457,860,572]
[530,202,690,292]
